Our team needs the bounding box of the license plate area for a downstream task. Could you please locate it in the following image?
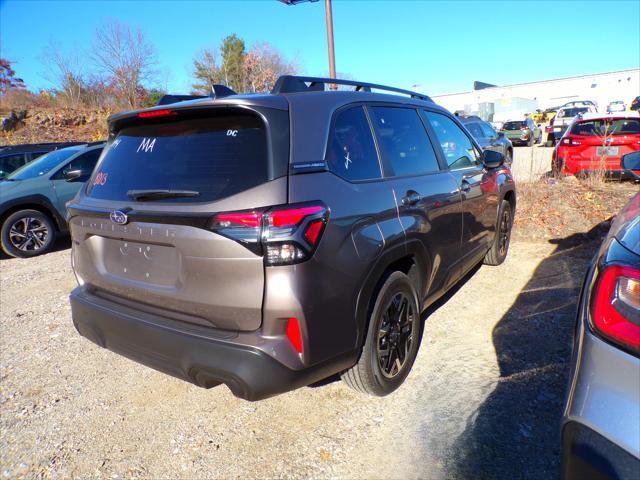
[596,146,619,156]
[101,238,179,286]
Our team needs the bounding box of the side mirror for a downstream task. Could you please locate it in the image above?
[621,151,640,171]
[497,131,505,138]
[64,169,85,182]
[482,150,505,169]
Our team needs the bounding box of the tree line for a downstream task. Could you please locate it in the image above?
[0,21,298,111]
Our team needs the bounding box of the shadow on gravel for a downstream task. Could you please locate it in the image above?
[449,222,610,480]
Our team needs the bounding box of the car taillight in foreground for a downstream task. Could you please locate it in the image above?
[561,137,582,146]
[209,202,328,266]
[591,265,640,355]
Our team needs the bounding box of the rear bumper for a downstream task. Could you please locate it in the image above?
[70,287,356,401]
[562,422,640,480]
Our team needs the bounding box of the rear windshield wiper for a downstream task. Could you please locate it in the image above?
[127,189,200,201]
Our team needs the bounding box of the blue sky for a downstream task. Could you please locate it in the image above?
[1,0,639,96]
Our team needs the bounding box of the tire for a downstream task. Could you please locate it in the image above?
[342,271,422,396]
[484,200,513,266]
[1,209,56,258]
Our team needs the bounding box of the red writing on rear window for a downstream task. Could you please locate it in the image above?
[93,172,108,186]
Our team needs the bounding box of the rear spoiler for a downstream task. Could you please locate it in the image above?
[157,85,238,106]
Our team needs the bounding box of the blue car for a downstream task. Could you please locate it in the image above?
[0,143,103,258]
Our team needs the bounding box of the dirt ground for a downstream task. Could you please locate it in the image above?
[1,179,637,479]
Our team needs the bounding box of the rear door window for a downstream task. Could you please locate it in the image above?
[369,106,440,177]
[28,151,48,161]
[325,106,381,181]
[0,154,26,177]
[425,111,480,170]
[52,148,102,181]
[87,113,268,202]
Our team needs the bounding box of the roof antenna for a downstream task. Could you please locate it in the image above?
[210,84,237,99]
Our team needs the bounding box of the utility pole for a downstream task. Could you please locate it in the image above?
[324,0,337,88]
[278,0,337,87]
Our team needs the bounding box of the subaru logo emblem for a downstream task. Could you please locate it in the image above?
[110,210,128,225]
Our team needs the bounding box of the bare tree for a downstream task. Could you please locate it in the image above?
[243,42,298,93]
[41,42,86,108]
[91,20,157,108]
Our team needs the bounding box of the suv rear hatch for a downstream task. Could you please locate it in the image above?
[68,104,289,331]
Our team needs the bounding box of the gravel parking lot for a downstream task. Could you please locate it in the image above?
[0,226,598,480]
[510,146,553,183]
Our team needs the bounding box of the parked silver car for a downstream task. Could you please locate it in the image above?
[562,158,640,479]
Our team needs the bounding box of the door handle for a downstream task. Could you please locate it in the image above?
[460,179,471,193]
[402,191,422,206]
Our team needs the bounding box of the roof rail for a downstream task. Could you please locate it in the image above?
[271,75,433,102]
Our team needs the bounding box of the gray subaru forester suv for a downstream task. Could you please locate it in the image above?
[69,76,516,400]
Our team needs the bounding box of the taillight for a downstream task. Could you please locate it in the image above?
[591,265,640,355]
[561,137,582,146]
[209,202,328,265]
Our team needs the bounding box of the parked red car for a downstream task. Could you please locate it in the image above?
[552,113,640,178]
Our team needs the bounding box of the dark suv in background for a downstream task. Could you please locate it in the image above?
[0,142,84,178]
[69,76,516,400]
[459,115,514,163]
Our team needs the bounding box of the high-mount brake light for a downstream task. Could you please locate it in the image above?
[591,265,640,355]
[138,109,177,119]
[209,202,328,265]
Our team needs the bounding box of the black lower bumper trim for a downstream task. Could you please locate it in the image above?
[70,288,356,401]
[562,421,640,480]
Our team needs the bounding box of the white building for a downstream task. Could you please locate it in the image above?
[432,68,640,122]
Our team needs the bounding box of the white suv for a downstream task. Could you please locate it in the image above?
[546,105,597,146]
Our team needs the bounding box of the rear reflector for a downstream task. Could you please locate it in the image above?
[286,317,303,353]
[138,109,177,119]
[592,265,640,355]
[304,219,325,245]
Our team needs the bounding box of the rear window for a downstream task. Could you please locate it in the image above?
[503,121,525,130]
[571,119,640,136]
[559,107,589,118]
[87,113,268,203]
